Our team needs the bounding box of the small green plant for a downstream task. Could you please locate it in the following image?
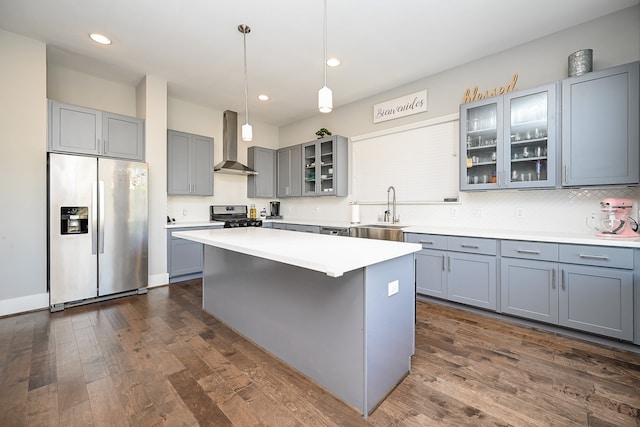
[315,128,332,138]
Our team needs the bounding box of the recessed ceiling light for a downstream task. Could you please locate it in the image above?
[89,33,112,45]
[258,94,269,101]
[327,58,340,67]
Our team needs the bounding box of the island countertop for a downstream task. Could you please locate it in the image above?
[173,227,421,277]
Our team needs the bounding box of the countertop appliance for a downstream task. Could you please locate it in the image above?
[210,205,263,227]
[48,153,148,311]
[587,197,639,237]
[269,201,282,219]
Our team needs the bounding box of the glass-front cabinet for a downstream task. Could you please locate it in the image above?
[460,83,558,190]
[302,135,348,196]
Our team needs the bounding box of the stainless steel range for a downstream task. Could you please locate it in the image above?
[210,205,262,228]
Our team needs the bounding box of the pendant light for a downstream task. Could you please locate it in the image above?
[318,0,332,113]
[239,24,253,141]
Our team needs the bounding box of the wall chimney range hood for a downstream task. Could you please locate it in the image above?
[213,110,257,175]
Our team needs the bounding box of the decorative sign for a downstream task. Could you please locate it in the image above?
[373,90,427,123]
[462,73,518,103]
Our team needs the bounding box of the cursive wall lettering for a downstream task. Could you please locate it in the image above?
[463,73,518,103]
[373,90,428,123]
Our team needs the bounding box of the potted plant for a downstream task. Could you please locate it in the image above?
[315,128,332,139]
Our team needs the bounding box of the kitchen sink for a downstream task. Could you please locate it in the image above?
[349,224,405,242]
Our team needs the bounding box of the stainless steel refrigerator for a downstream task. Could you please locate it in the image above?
[48,153,148,311]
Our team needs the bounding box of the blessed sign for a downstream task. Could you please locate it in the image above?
[373,90,428,123]
[462,74,518,103]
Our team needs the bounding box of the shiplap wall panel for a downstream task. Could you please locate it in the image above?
[352,117,459,203]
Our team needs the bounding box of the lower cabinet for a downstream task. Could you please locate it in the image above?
[168,225,222,283]
[270,222,320,233]
[405,233,497,311]
[558,261,633,341]
[501,240,634,341]
[409,233,636,342]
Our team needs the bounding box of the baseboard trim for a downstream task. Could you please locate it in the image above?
[149,273,169,288]
[0,292,49,317]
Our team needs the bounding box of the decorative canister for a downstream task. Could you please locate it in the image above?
[568,49,593,77]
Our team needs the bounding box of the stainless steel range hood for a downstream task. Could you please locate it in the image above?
[213,110,257,175]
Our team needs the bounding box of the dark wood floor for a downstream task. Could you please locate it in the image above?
[1,279,639,426]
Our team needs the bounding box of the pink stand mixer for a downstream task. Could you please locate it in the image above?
[587,198,639,237]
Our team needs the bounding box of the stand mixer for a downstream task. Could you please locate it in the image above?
[587,198,639,237]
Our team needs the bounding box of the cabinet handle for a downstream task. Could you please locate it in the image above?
[461,244,479,249]
[563,165,568,184]
[447,255,451,272]
[551,268,556,289]
[578,254,609,261]
[441,254,445,271]
[516,249,540,255]
[418,240,434,244]
[561,269,565,291]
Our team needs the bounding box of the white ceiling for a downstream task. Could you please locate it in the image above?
[0,0,637,126]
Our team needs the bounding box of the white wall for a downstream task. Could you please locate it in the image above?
[278,6,640,233]
[47,64,137,116]
[137,75,168,287]
[0,30,48,313]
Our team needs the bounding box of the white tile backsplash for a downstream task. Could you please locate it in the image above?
[275,186,640,234]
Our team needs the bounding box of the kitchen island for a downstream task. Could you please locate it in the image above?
[173,227,421,416]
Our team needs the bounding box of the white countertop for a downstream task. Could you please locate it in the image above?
[402,225,640,248]
[165,219,640,248]
[173,228,422,278]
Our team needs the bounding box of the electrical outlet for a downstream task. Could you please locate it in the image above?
[516,208,524,217]
[182,209,188,216]
[450,207,458,217]
[472,208,482,217]
[315,206,320,213]
[388,280,399,297]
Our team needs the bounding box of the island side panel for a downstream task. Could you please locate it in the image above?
[202,245,367,413]
[364,253,416,414]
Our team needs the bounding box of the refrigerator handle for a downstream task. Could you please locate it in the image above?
[91,181,98,254]
[98,181,105,254]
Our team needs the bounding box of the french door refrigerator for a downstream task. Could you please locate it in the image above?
[48,153,148,311]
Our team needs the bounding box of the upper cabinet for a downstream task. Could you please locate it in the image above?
[247,146,276,198]
[48,100,144,161]
[301,135,348,197]
[277,145,302,197]
[561,61,639,186]
[167,129,214,196]
[460,83,558,190]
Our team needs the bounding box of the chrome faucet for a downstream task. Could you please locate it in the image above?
[386,186,398,223]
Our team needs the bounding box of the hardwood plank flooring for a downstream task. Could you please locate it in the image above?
[0,279,638,426]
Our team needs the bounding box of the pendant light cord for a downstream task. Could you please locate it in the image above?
[323,0,327,87]
[242,27,249,124]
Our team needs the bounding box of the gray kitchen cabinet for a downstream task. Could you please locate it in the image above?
[286,223,320,233]
[404,233,448,298]
[49,100,144,160]
[270,222,320,233]
[561,61,639,186]
[167,129,214,196]
[446,244,497,311]
[302,135,348,197]
[500,240,560,324]
[277,145,302,197]
[168,225,222,283]
[500,240,634,341]
[558,244,634,341]
[460,83,558,190]
[247,146,276,198]
[405,233,497,310]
